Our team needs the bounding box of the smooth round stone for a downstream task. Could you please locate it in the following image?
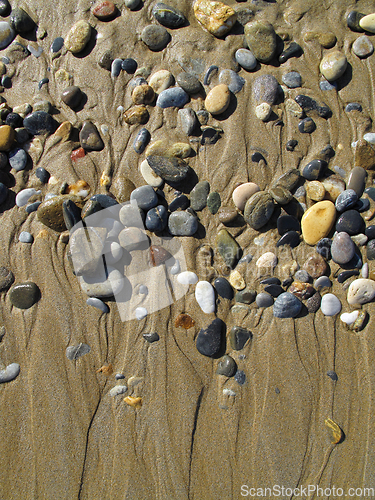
[229,270,245,290]
[359,13,375,33]
[364,133,375,145]
[134,307,147,320]
[177,271,198,286]
[50,36,64,54]
[79,121,104,151]
[132,84,155,105]
[320,293,341,316]
[362,262,369,279]
[147,155,189,184]
[340,310,360,327]
[193,0,236,37]
[0,21,15,49]
[274,169,301,191]
[195,280,215,314]
[255,103,271,121]
[133,128,150,154]
[232,182,260,211]
[23,111,56,135]
[314,276,331,290]
[299,117,316,134]
[168,211,198,236]
[86,297,109,313]
[205,84,230,115]
[103,241,123,265]
[0,0,10,17]
[367,239,375,260]
[269,185,292,205]
[348,167,366,196]
[215,228,241,268]
[125,0,141,10]
[335,210,365,236]
[92,1,117,20]
[306,181,325,202]
[273,292,302,318]
[190,181,210,211]
[294,270,310,283]
[301,201,336,245]
[335,189,358,212]
[0,182,7,204]
[176,72,201,95]
[168,193,189,212]
[19,231,33,243]
[234,370,246,385]
[196,318,224,357]
[15,187,41,208]
[282,71,302,88]
[256,252,277,269]
[145,205,168,232]
[207,192,221,214]
[320,51,347,82]
[90,194,118,209]
[235,48,256,71]
[141,25,170,51]
[264,284,284,297]
[15,127,30,144]
[61,86,82,109]
[277,214,300,235]
[347,11,365,32]
[244,191,274,230]
[6,113,22,128]
[140,159,163,187]
[214,277,233,300]
[118,204,144,228]
[0,124,14,150]
[149,70,174,92]
[156,87,189,108]
[129,185,157,211]
[9,281,40,309]
[276,230,300,248]
[320,79,337,91]
[353,35,374,58]
[152,2,186,28]
[331,232,355,264]
[10,8,35,33]
[366,225,375,240]
[178,108,199,136]
[9,148,27,171]
[0,267,13,291]
[80,266,123,298]
[219,69,245,94]
[217,355,237,377]
[244,20,276,63]
[0,362,20,383]
[65,20,92,54]
[253,74,280,104]
[256,292,273,308]
[355,197,370,212]
[121,58,137,74]
[118,227,147,251]
[347,278,375,305]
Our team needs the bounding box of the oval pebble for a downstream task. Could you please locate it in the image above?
[86,297,109,313]
[301,200,336,245]
[253,74,280,104]
[214,277,233,300]
[256,252,277,269]
[352,35,374,58]
[149,69,174,92]
[135,307,148,320]
[23,111,56,135]
[140,159,163,187]
[168,211,198,236]
[235,48,257,71]
[195,280,215,314]
[65,20,92,54]
[109,385,127,397]
[0,267,14,291]
[320,293,341,316]
[19,231,33,243]
[196,318,224,357]
[232,182,260,211]
[145,205,168,231]
[256,292,274,308]
[177,271,198,285]
[282,71,302,88]
[141,24,170,51]
[66,343,91,360]
[219,69,245,94]
[335,210,365,235]
[347,278,375,305]
[130,185,158,210]
[194,0,236,37]
[320,51,347,81]
[331,232,355,264]
[273,292,302,318]
[15,188,41,207]
[359,13,375,33]
[0,21,15,49]
[9,281,40,309]
[152,2,186,28]
[176,73,201,95]
[133,128,150,154]
[9,147,27,171]
[205,84,230,115]
[0,362,20,383]
[178,108,198,136]
[335,189,358,212]
[314,276,331,290]
[156,87,189,108]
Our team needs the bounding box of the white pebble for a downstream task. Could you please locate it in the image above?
[256,252,277,269]
[223,388,236,397]
[255,102,272,121]
[195,280,215,314]
[15,188,41,207]
[320,293,341,316]
[86,297,109,313]
[364,132,375,144]
[140,159,163,187]
[135,307,148,320]
[177,271,198,285]
[362,263,369,279]
[347,278,375,305]
[340,310,359,325]
[109,385,127,397]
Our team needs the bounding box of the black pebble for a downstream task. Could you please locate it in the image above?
[355,198,370,212]
[298,117,316,134]
[1,76,11,88]
[61,86,83,109]
[143,332,159,343]
[286,139,298,151]
[98,51,113,70]
[279,42,302,63]
[5,113,23,129]
[234,370,246,385]
[302,160,327,180]
[51,37,64,53]
[367,240,375,260]
[276,230,300,248]
[347,10,365,32]
[168,194,189,212]
[0,152,8,170]
[121,58,137,73]
[196,318,224,357]
[275,387,280,394]
[35,167,50,183]
[260,277,281,285]
[282,277,293,288]
[316,238,332,260]
[63,200,82,231]
[251,152,265,162]
[90,194,118,208]
[337,270,359,283]
[327,370,338,381]
[336,210,365,235]
[264,284,284,297]
[201,127,220,145]
[38,78,49,90]
[10,8,36,33]
[346,102,362,113]
[23,111,56,135]
[365,225,375,240]
[229,326,252,350]
[0,0,11,17]
[214,277,234,300]
[277,214,300,235]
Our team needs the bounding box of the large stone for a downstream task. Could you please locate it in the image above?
[319,51,347,81]
[193,0,237,37]
[244,21,277,63]
[243,191,274,230]
[347,278,375,305]
[65,20,92,54]
[301,200,336,245]
[37,195,83,232]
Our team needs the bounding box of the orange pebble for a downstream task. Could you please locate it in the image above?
[174,313,195,329]
[124,396,142,409]
[71,147,86,162]
[96,363,113,376]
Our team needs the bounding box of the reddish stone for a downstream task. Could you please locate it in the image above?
[175,313,195,329]
[92,1,117,20]
[71,147,86,162]
[150,245,172,266]
[289,281,315,300]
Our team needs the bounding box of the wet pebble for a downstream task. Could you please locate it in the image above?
[232,182,260,211]
[64,20,92,54]
[0,363,20,384]
[219,69,245,94]
[0,21,14,49]
[256,292,273,308]
[282,71,302,88]
[366,239,375,260]
[244,20,276,63]
[234,370,246,385]
[321,293,341,316]
[273,292,302,318]
[9,147,27,171]
[149,70,174,92]
[147,155,189,185]
[177,271,198,285]
[307,292,321,313]
[0,266,14,291]
[15,188,40,207]
[204,65,218,85]
[19,231,33,243]
[347,11,365,32]
[80,266,124,298]
[277,231,300,248]
[331,232,355,264]
[143,332,160,343]
[279,42,302,63]
[86,297,109,313]
[235,288,256,304]
[354,140,375,170]
[10,8,35,33]
[9,281,40,309]
[335,189,358,212]
[205,84,230,115]
[191,181,210,211]
[244,191,274,230]
[196,318,224,357]
[301,201,336,245]
[298,117,316,134]
[132,84,155,105]
[336,210,365,235]
[327,370,338,381]
[130,185,158,210]
[215,229,241,268]
[320,51,347,81]
[23,111,56,135]
[0,124,14,150]
[168,193,189,212]
[359,14,375,33]
[25,201,41,213]
[79,121,104,151]
[168,211,198,236]
[194,0,236,37]
[353,35,374,58]
[0,0,10,17]
[176,72,201,95]
[207,192,221,214]
[141,25,170,51]
[214,277,233,300]
[235,48,257,71]
[230,326,252,350]
[121,58,137,73]
[156,87,189,108]
[125,0,141,10]
[347,278,375,305]
[133,128,150,154]
[348,167,366,196]
[145,205,168,232]
[253,74,280,104]
[92,1,117,20]
[61,85,82,109]
[277,214,300,235]
[315,276,332,289]
[217,355,237,377]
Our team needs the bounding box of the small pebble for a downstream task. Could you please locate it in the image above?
[121,58,137,73]
[194,0,237,37]
[234,370,246,385]
[298,117,316,134]
[204,65,218,85]
[176,72,201,95]
[320,51,347,81]
[64,20,92,54]
[15,188,40,207]
[66,344,91,360]
[359,13,375,33]
[0,363,20,384]
[92,1,117,20]
[147,155,189,185]
[214,277,233,300]
[256,292,273,308]
[156,87,189,108]
[219,69,245,94]
[10,8,35,33]
[217,355,237,377]
[0,182,7,204]
[195,280,215,314]
[279,42,302,63]
[347,11,365,32]
[301,200,336,245]
[352,35,374,58]
[23,111,56,135]
[0,267,14,291]
[143,332,160,342]
[336,210,365,236]
[314,276,331,290]
[303,253,328,279]
[141,25,170,51]
[331,232,355,264]
[230,326,252,350]
[152,2,186,28]
[235,48,257,71]
[277,214,300,235]
[207,192,221,214]
[244,191,274,230]
[149,70,174,92]
[276,231,300,248]
[168,211,198,236]
[125,0,141,10]
[135,307,148,320]
[307,292,321,313]
[86,297,109,313]
[348,167,366,196]
[253,74,280,104]
[205,84,230,115]
[347,278,375,305]
[244,20,276,63]
[282,71,302,88]
[255,103,272,121]
[335,189,358,212]
[133,128,150,154]
[0,0,10,17]
[320,293,341,316]
[19,231,33,243]
[294,270,310,283]
[327,371,338,381]
[190,181,210,211]
[273,292,302,318]
[9,281,40,309]
[175,313,195,329]
[320,79,337,91]
[177,271,198,285]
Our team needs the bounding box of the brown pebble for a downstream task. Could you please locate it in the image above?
[150,245,172,266]
[303,253,328,278]
[355,139,375,170]
[53,121,72,142]
[65,179,90,195]
[349,310,368,332]
[218,206,238,225]
[289,281,316,300]
[124,396,142,409]
[96,363,113,376]
[132,84,155,105]
[92,1,117,20]
[124,105,149,125]
[175,313,195,329]
[111,176,135,203]
[0,125,15,151]
[306,291,321,313]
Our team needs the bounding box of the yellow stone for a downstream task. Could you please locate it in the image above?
[205,84,230,115]
[305,181,325,201]
[166,143,191,158]
[0,125,14,151]
[324,418,344,444]
[229,270,245,290]
[194,0,237,37]
[359,13,375,33]
[53,121,72,142]
[65,20,92,54]
[124,396,142,409]
[55,68,73,84]
[301,200,336,245]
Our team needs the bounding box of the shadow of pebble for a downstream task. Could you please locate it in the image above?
[336,62,352,91]
[213,92,237,121]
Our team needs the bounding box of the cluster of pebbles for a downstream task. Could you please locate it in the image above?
[0,0,373,427]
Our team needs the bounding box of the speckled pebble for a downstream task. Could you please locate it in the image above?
[335,189,358,212]
[156,87,189,108]
[320,51,347,82]
[65,20,92,54]
[235,48,257,71]
[282,71,302,88]
[19,231,33,243]
[9,147,27,171]
[168,211,198,236]
[190,181,210,211]
[353,35,374,58]
[9,281,40,309]
[253,74,280,104]
[331,232,355,264]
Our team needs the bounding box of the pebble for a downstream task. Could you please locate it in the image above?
[347,11,365,32]
[337,270,359,284]
[177,271,198,285]
[0,182,7,204]
[289,281,315,299]
[15,188,40,207]
[149,70,174,93]
[0,267,14,291]
[359,14,375,33]
[195,280,215,314]
[256,292,274,308]
[133,128,150,154]
[282,71,302,88]
[204,65,218,85]
[9,147,27,171]
[119,204,144,227]
[147,155,189,185]
[320,293,341,316]
[191,181,210,211]
[298,117,316,134]
[269,185,293,205]
[10,8,35,33]
[335,189,358,212]
[347,278,375,305]
[303,253,328,279]
[168,193,189,211]
[252,74,280,104]
[0,0,10,17]
[255,103,272,121]
[279,42,302,63]
[15,127,30,144]
[193,0,237,37]
[348,167,366,196]
[92,1,117,20]
[336,210,365,235]
[277,231,300,248]
[50,36,64,54]
[26,201,41,214]
[168,211,198,236]
[66,343,91,360]
[132,84,155,105]
[6,112,22,128]
[0,21,15,49]
[364,133,375,145]
[235,48,257,71]
[86,297,109,313]
[207,192,221,214]
[219,69,245,94]
[367,239,375,260]
[175,313,194,329]
[214,277,233,300]
[234,370,246,385]
[327,370,338,381]
[273,292,302,318]
[306,181,325,201]
[176,72,201,95]
[0,124,14,150]
[0,363,20,384]
[215,229,241,268]
[320,79,337,91]
[362,262,369,279]
[177,108,198,137]
[121,58,137,74]
[230,326,252,350]
[19,231,33,243]
[350,310,368,331]
[125,0,141,10]
[141,25,170,51]
[256,252,277,269]
[124,105,149,125]
[196,318,224,357]
[217,355,237,377]
[229,270,245,290]
[307,292,321,313]
[277,214,300,235]
[232,182,260,211]
[314,276,331,290]
[354,140,375,170]
[340,310,359,326]
[244,191,274,230]
[61,86,83,110]
[65,20,92,54]
[145,205,168,231]
[205,84,230,115]
[353,35,374,58]
[346,102,362,113]
[301,201,336,245]
[90,194,118,208]
[79,121,104,151]
[38,195,82,232]
[80,266,124,298]
[109,385,127,397]
[331,232,355,264]
[218,207,238,225]
[118,227,147,251]
[103,241,123,265]
[320,51,347,81]
[9,281,40,309]
[244,20,276,63]
[135,307,148,320]
[294,270,309,283]
[264,284,284,297]
[23,111,56,135]
[156,87,189,109]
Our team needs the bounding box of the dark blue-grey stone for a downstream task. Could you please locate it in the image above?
[35,167,50,184]
[204,65,218,85]
[152,2,186,28]
[214,277,234,300]
[276,230,300,248]
[367,240,375,260]
[365,186,375,201]
[111,58,122,77]
[201,127,221,145]
[316,238,332,260]
[0,0,10,17]
[302,159,327,180]
[279,42,302,63]
[298,117,316,133]
[1,75,10,88]
[295,95,331,118]
[190,181,210,211]
[346,102,362,112]
[282,71,302,88]
[121,58,137,73]
[219,69,245,94]
[196,318,224,357]
[260,277,281,285]
[336,210,365,236]
[273,292,302,318]
[355,198,370,212]
[133,128,150,154]
[130,185,158,210]
[320,79,337,91]
[277,214,300,235]
[168,211,198,236]
[314,276,331,289]
[10,8,35,33]
[26,201,41,213]
[366,225,375,240]
[141,24,170,51]
[253,74,280,104]
[143,332,160,343]
[335,189,358,212]
[196,110,209,125]
[0,182,7,204]
[145,205,168,232]
[147,155,189,184]
[230,326,252,350]
[23,111,56,135]
[156,87,189,108]
[168,194,189,212]
[79,121,104,151]
[51,37,64,53]
[234,370,246,385]
[235,288,256,304]
[90,194,118,208]
[327,370,338,381]
[15,127,30,144]
[115,373,126,379]
[347,10,365,32]
[217,355,237,377]
[9,147,27,171]
[176,72,201,95]
[6,113,22,128]
[0,151,7,169]
[63,200,82,231]
[38,78,49,90]
[264,284,284,297]
[337,270,359,283]
[235,48,257,71]
[256,292,274,308]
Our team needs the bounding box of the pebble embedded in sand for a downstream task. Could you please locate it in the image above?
[255,103,272,121]
[320,293,341,316]
[65,20,92,54]
[149,69,174,92]
[9,282,40,309]
[0,267,14,291]
[0,363,20,383]
[352,35,374,58]
[256,252,277,269]
[195,280,215,314]
[244,191,274,230]
[193,0,237,37]
[86,297,109,313]
[215,228,241,268]
[319,51,347,81]
[140,159,163,187]
[359,13,375,33]
[177,271,198,285]
[204,84,230,115]
[124,396,142,408]
[273,292,302,318]
[244,20,277,63]
[347,278,375,305]
[196,318,224,357]
[141,24,170,51]
[301,200,336,245]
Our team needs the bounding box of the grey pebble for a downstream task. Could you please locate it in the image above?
[282,71,302,88]
[235,48,257,71]
[19,231,33,243]
[111,58,123,77]
[352,35,374,58]
[66,343,91,361]
[327,370,338,381]
[294,270,310,283]
[335,189,358,212]
[130,185,158,210]
[86,297,109,313]
[133,128,150,154]
[0,363,20,383]
[0,266,14,291]
[346,102,362,112]
[253,74,280,104]
[319,79,337,91]
[256,292,274,308]
[156,87,189,108]
[234,370,246,385]
[190,180,210,211]
[204,65,218,85]
[178,107,198,136]
[26,201,41,213]
[273,292,302,318]
[143,332,160,343]
[217,355,237,377]
[168,211,198,236]
[125,0,141,10]
[141,25,170,51]
[176,72,201,95]
[9,147,27,171]
[115,373,125,380]
[314,276,331,290]
[219,69,245,94]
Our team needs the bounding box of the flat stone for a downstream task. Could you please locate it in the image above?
[0,21,15,49]
[347,11,365,32]
[331,232,355,264]
[16,188,41,207]
[141,24,170,51]
[177,108,198,136]
[354,140,375,170]
[335,189,358,212]
[335,210,365,235]
[214,277,233,300]
[92,1,117,20]
[279,42,302,63]
[121,58,137,74]
[190,181,210,211]
[149,70,174,92]
[282,71,302,88]
[205,84,230,115]
[289,281,315,299]
[273,169,300,191]
[168,211,198,236]
[314,276,332,290]
[232,182,260,211]
[79,121,104,151]
[0,267,14,291]
[365,225,375,239]
[320,51,347,81]
[0,124,14,150]
[23,111,56,135]
[145,205,168,231]
[156,87,189,108]
[353,35,374,58]
[219,69,245,94]
[195,280,215,314]
[69,226,106,275]
[176,72,201,95]
[269,185,292,205]
[9,282,40,309]
[196,318,224,357]
[235,48,257,71]
[147,155,189,185]
[175,313,195,329]
[253,74,280,104]
[301,200,336,245]
[218,206,238,225]
[79,266,124,298]
[244,20,276,63]
[347,278,375,305]
[207,192,221,214]
[10,8,35,33]
[193,0,237,37]
[273,292,302,318]
[229,270,245,290]
[256,292,273,308]
[276,230,300,248]
[320,293,341,316]
[168,193,189,211]
[65,20,92,54]
[348,167,367,196]
[61,85,83,109]
[130,185,158,210]
[359,13,375,33]
[215,228,241,268]
[264,284,284,297]
[244,191,274,230]
[9,147,27,171]
[307,291,321,313]
[303,253,328,279]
